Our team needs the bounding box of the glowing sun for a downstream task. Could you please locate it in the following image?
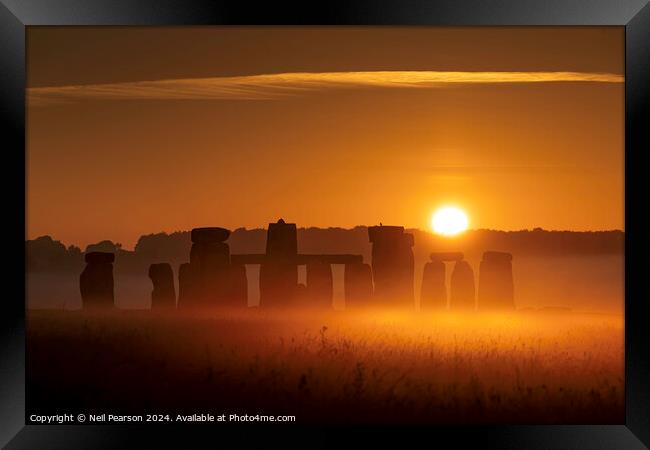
[431,206,469,236]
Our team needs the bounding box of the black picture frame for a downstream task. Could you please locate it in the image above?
[1,0,648,448]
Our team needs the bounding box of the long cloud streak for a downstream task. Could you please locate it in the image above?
[28,71,624,106]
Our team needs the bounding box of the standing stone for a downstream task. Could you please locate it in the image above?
[189,228,232,307]
[80,252,115,309]
[190,242,230,268]
[178,262,199,308]
[148,263,176,309]
[228,264,248,307]
[420,260,447,310]
[344,262,374,309]
[368,225,415,308]
[478,251,514,310]
[191,242,230,280]
[449,260,475,310]
[260,261,298,307]
[404,233,415,304]
[259,219,298,307]
[306,261,334,308]
[265,219,298,258]
[198,244,231,305]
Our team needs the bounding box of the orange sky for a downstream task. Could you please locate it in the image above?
[27,27,624,249]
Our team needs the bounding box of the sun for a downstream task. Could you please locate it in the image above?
[431,206,469,236]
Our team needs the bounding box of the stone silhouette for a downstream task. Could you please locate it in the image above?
[177,262,198,307]
[420,252,465,310]
[430,252,464,262]
[259,262,298,307]
[306,261,334,308]
[192,228,231,307]
[148,263,176,308]
[179,227,240,308]
[344,262,374,308]
[190,242,230,268]
[229,264,248,306]
[449,260,476,310]
[478,251,515,309]
[368,225,415,308]
[260,219,299,307]
[228,220,365,308]
[191,227,230,244]
[80,252,115,309]
[420,260,447,309]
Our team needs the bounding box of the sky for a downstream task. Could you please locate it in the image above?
[27,27,624,249]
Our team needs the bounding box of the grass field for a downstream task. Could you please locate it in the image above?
[27,308,624,424]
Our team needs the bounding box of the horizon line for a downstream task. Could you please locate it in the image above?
[27,227,625,251]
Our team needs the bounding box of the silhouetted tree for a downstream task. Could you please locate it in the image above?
[134,231,191,263]
[26,236,83,272]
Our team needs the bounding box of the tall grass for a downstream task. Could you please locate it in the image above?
[27,308,623,424]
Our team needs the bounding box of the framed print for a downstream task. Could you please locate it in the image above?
[1,0,649,448]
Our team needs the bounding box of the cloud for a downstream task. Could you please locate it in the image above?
[28,71,623,106]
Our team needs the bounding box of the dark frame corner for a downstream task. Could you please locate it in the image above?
[1,0,649,448]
